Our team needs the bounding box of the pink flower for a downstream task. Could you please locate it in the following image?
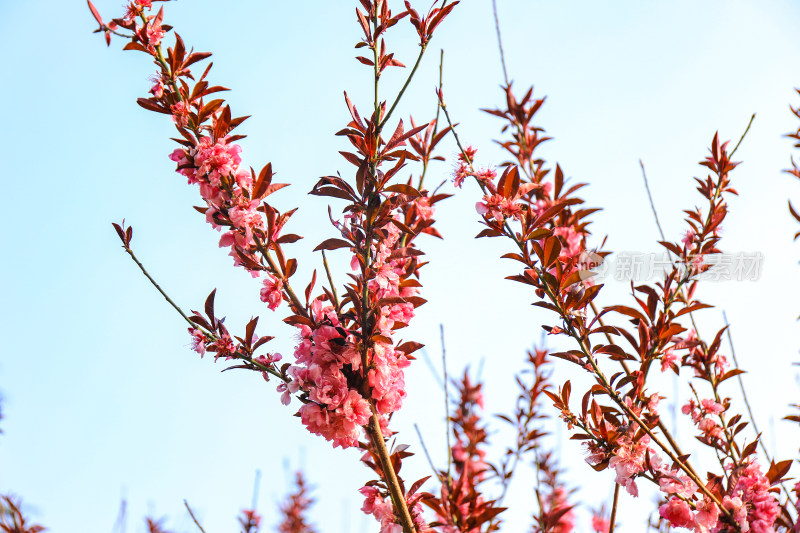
[682,229,696,249]
[591,514,610,533]
[276,383,291,405]
[460,145,477,162]
[659,498,694,528]
[359,486,383,514]
[192,136,243,186]
[260,275,284,311]
[693,497,719,533]
[453,161,470,187]
[659,471,697,498]
[700,399,724,414]
[661,348,678,372]
[170,100,190,127]
[309,369,348,408]
[475,167,496,182]
[413,196,434,220]
[608,435,651,496]
[188,328,206,356]
[149,76,164,98]
[145,18,165,47]
[476,194,523,222]
[553,226,583,259]
[723,495,749,532]
[336,390,371,426]
[254,352,282,365]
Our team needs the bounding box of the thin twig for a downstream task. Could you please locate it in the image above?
[321,250,340,311]
[419,348,445,389]
[441,324,452,481]
[722,311,763,453]
[380,45,427,133]
[414,423,443,482]
[122,244,195,329]
[491,0,510,86]
[368,413,416,533]
[111,498,127,533]
[722,312,798,510]
[609,483,620,533]
[729,113,756,157]
[183,500,207,533]
[251,469,262,511]
[638,160,666,242]
[418,49,445,189]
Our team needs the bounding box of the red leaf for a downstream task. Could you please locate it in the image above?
[313,238,352,252]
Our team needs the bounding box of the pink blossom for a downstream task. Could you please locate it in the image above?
[309,369,348,408]
[591,514,610,533]
[149,76,164,98]
[553,226,583,259]
[682,229,696,249]
[359,486,383,514]
[453,161,470,187]
[661,348,678,372]
[659,471,697,498]
[170,100,190,127]
[475,167,496,182]
[722,495,749,532]
[145,18,165,47]
[413,196,434,220]
[659,498,694,528]
[188,328,206,356]
[193,136,243,186]
[260,275,284,311]
[730,461,780,533]
[276,383,291,405]
[608,435,651,496]
[254,352,282,365]
[547,487,575,533]
[209,332,236,360]
[700,399,724,414]
[694,497,720,532]
[336,390,371,426]
[476,194,523,222]
[460,145,477,162]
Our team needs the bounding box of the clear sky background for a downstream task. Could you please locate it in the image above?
[2,1,800,532]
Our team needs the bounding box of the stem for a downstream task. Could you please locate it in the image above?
[729,113,756,157]
[357,8,416,533]
[441,324,452,481]
[321,250,341,311]
[380,44,427,133]
[368,412,416,533]
[722,312,798,510]
[491,0,510,86]
[253,235,311,320]
[251,469,262,510]
[609,482,620,533]
[119,231,304,390]
[418,49,444,190]
[638,160,666,242]
[414,423,442,482]
[122,243,195,329]
[183,500,207,533]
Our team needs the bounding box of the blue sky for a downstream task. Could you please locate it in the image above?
[1,1,800,532]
